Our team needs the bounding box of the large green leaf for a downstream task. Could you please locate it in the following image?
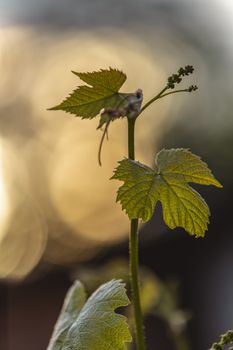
[112,148,222,237]
[47,279,132,350]
[49,68,128,119]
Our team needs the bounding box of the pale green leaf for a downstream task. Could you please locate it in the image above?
[112,148,222,237]
[47,279,132,350]
[49,68,128,119]
[47,281,86,350]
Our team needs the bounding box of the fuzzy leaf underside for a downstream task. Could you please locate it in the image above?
[112,148,222,237]
[47,279,132,350]
[49,68,127,119]
[47,281,86,350]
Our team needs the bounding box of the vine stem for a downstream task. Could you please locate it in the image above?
[127,83,192,350]
[128,117,146,350]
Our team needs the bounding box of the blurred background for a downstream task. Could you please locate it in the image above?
[0,0,233,349]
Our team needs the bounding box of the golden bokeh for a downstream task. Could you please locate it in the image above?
[0,140,10,243]
[0,25,203,278]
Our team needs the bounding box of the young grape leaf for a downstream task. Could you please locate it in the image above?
[49,68,129,119]
[112,148,222,237]
[47,281,86,350]
[47,279,132,350]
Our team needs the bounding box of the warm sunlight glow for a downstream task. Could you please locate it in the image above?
[0,24,207,277]
[0,141,10,242]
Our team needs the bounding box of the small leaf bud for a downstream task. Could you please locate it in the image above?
[184,65,194,75]
[188,85,198,92]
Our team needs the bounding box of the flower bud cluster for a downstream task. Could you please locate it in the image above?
[212,343,222,350]
[167,65,195,89]
[187,85,198,92]
[221,330,233,345]
[210,330,233,350]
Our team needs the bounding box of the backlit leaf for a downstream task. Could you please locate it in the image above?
[47,279,132,350]
[49,68,128,119]
[112,148,222,237]
[47,281,86,350]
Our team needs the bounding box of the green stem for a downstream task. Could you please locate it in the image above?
[137,86,168,118]
[137,86,191,119]
[128,118,136,159]
[127,117,146,350]
[158,88,191,98]
[126,83,192,350]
